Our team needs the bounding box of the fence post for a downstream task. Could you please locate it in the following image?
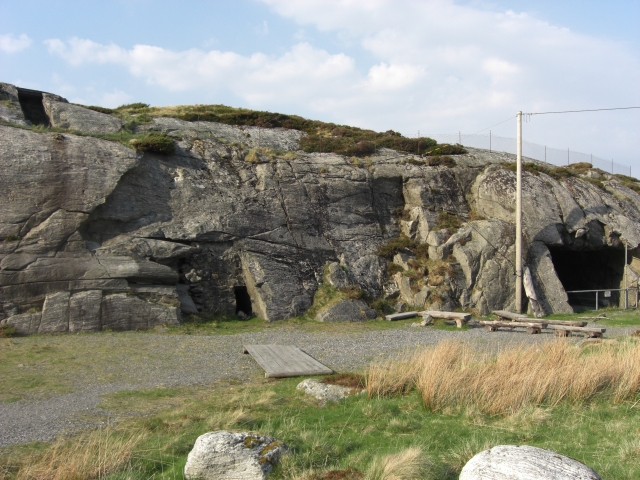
[595,291,598,311]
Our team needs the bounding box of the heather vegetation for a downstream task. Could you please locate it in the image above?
[85,101,468,158]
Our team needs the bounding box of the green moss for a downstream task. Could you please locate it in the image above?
[128,133,174,154]
[376,235,417,259]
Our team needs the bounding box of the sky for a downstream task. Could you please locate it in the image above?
[1,0,639,170]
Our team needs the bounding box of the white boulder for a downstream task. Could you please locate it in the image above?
[460,445,601,480]
[184,431,288,480]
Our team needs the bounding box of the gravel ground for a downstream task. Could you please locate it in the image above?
[0,324,633,448]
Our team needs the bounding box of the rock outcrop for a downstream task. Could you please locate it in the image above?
[2,82,640,333]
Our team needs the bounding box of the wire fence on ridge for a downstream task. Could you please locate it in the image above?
[426,133,633,177]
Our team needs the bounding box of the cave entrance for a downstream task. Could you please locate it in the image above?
[234,286,253,316]
[548,247,625,310]
[17,88,50,126]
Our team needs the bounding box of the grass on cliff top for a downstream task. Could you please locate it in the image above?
[3,339,640,479]
[83,101,468,158]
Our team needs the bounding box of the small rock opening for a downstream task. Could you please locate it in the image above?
[234,286,253,316]
[16,88,50,126]
[549,247,625,309]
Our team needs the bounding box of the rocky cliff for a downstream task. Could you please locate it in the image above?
[1,82,639,334]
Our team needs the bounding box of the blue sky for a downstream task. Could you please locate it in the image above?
[1,0,639,169]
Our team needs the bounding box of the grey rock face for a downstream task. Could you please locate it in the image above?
[325,262,350,289]
[460,445,601,480]
[43,100,123,134]
[315,299,378,322]
[2,83,640,331]
[184,431,288,480]
[0,83,30,126]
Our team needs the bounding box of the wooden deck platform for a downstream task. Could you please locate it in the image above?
[243,344,333,378]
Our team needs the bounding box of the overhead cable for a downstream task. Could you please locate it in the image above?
[527,106,640,115]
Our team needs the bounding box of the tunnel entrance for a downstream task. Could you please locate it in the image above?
[548,247,625,309]
[234,286,253,316]
[17,88,50,126]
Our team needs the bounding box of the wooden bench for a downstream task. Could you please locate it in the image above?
[420,311,471,328]
[479,320,548,334]
[385,311,418,321]
[509,317,588,327]
[492,310,528,321]
[492,310,587,327]
[549,325,606,338]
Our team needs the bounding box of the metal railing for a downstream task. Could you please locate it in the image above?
[565,288,639,311]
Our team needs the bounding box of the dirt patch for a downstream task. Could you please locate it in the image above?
[321,373,365,389]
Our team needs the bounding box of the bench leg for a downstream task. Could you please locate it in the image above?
[485,325,498,332]
[526,327,541,334]
[456,319,462,328]
[554,329,570,337]
[588,332,603,338]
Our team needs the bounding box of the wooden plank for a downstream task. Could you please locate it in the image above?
[243,344,333,378]
[492,310,528,321]
[479,320,547,334]
[385,311,418,321]
[507,317,588,327]
[548,325,605,338]
[421,311,471,321]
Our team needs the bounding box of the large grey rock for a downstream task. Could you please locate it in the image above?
[296,378,365,403]
[0,312,41,335]
[459,445,601,480]
[0,83,29,126]
[39,291,70,334]
[315,299,377,322]
[43,100,123,134]
[68,290,102,332]
[101,294,179,331]
[528,241,573,314]
[325,262,349,289]
[184,431,288,480]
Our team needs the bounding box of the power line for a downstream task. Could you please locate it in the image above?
[527,106,640,115]
[461,115,515,140]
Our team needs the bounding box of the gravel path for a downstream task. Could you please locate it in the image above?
[0,324,632,448]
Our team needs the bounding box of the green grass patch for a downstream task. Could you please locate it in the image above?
[2,375,639,479]
[543,308,640,328]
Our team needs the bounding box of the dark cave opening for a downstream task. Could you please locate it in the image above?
[234,286,253,316]
[17,88,50,126]
[548,247,625,309]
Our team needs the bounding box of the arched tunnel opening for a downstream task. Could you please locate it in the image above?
[17,88,50,126]
[234,286,253,316]
[548,247,626,310]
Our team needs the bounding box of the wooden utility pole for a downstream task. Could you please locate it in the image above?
[516,111,523,313]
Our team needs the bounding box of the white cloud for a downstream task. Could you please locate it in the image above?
[0,33,32,53]
[100,90,133,108]
[365,63,424,91]
[43,0,640,164]
[255,20,270,36]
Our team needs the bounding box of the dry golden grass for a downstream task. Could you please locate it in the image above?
[367,339,640,415]
[11,427,146,480]
[364,447,428,480]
